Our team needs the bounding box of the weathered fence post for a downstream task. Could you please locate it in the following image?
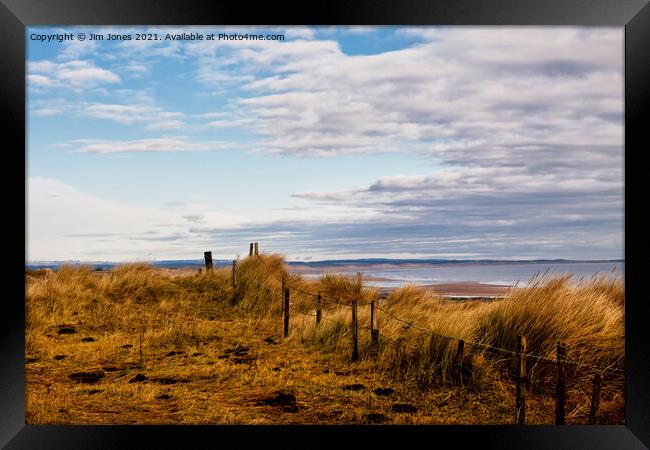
[255,242,259,256]
[370,300,379,351]
[371,329,379,353]
[455,340,465,385]
[281,276,286,314]
[283,286,290,338]
[428,334,436,358]
[515,335,527,424]
[351,297,359,361]
[138,319,144,368]
[316,292,322,326]
[351,273,361,361]
[230,260,237,305]
[589,373,602,425]
[204,251,213,272]
[249,243,254,256]
[555,342,566,425]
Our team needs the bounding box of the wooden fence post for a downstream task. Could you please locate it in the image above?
[428,334,436,359]
[138,319,144,368]
[249,243,254,256]
[370,300,379,350]
[204,251,213,272]
[589,373,602,425]
[515,335,527,425]
[255,242,259,256]
[316,292,322,326]
[281,276,286,314]
[555,342,566,425]
[283,286,290,338]
[371,329,379,353]
[351,272,362,361]
[230,260,237,305]
[455,340,465,385]
[351,297,359,361]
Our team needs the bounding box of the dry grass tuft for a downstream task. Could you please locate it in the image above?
[25,260,624,425]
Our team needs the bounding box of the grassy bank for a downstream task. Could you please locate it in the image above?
[25,253,624,424]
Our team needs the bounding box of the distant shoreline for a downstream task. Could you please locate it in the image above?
[26,258,624,270]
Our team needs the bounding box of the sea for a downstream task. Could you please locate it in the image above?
[27,259,624,289]
[300,261,624,289]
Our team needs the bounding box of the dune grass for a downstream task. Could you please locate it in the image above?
[25,254,624,424]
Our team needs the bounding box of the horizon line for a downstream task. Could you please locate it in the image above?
[26,257,626,266]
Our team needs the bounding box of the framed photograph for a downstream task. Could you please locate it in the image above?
[3,0,648,448]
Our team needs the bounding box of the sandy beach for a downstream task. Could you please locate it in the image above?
[366,282,513,299]
[177,267,515,298]
[286,264,515,298]
[420,282,514,297]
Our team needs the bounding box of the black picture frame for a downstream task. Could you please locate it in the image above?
[3,0,648,448]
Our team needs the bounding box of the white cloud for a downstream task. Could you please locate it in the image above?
[83,103,185,129]
[187,28,624,260]
[31,107,62,117]
[346,26,378,34]
[29,98,73,117]
[57,61,120,84]
[115,30,185,59]
[27,74,55,88]
[182,27,623,164]
[28,59,120,91]
[63,137,238,154]
[115,61,150,78]
[57,39,98,60]
[287,160,623,259]
[27,177,246,261]
[284,27,316,40]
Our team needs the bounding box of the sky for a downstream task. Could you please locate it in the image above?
[26,26,624,262]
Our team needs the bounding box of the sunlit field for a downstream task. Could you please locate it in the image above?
[25,253,624,425]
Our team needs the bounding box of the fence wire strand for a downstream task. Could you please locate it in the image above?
[375,304,623,375]
[232,252,623,376]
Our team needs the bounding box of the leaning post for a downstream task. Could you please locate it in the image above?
[283,286,290,338]
[589,373,602,425]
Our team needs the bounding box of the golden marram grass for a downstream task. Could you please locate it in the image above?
[25,253,624,424]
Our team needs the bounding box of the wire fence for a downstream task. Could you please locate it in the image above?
[187,243,624,425]
[254,254,373,307]
[236,265,373,329]
[239,252,623,377]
